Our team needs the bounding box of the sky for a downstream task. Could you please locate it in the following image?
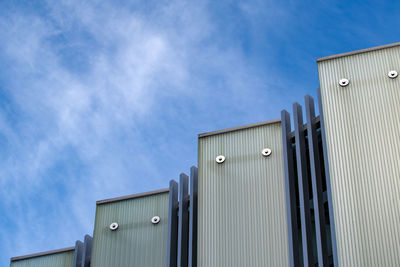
[0,0,399,264]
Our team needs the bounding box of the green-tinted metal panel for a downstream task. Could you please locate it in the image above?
[318,44,400,266]
[198,121,290,267]
[91,191,169,267]
[11,250,74,267]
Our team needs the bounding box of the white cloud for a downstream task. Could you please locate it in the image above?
[0,0,281,263]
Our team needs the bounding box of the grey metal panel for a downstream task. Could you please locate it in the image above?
[11,249,74,267]
[178,173,189,267]
[318,45,400,266]
[188,166,198,267]
[167,180,178,267]
[198,121,290,267]
[293,103,314,267]
[305,95,329,267]
[90,191,170,267]
[81,235,92,267]
[281,110,302,267]
[73,241,83,267]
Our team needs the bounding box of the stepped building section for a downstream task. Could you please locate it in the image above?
[10,42,400,267]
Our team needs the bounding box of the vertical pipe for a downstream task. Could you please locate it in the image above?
[293,102,314,266]
[317,88,339,266]
[281,110,302,267]
[167,180,179,267]
[178,173,189,267]
[189,166,198,267]
[73,240,83,267]
[82,235,93,267]
[305,95,329,267]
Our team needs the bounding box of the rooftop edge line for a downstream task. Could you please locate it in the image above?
[96,188,170,205]
[11,247,75,262]
[198,118,281,138]
[317,42,400,62]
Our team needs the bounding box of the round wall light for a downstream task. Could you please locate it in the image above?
[151,216,161,224]
[109,222,119,231]
[339,78,350,87]
[261,148,272,157]
[216,155,226,164]
[388,70,398,79]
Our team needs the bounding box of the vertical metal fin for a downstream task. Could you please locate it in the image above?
[189,166,198,267]
[293,103,314,266]
[73,240,83,267]
[82,235,93,267]
[178,173,189,267]
[305,95,329,267]
[281,110,302,267]
[167,180,179,267]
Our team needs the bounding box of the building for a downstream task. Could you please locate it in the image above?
[10,42,400,267]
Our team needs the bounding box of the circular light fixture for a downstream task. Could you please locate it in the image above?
[151,216,161,224]
[261,148,272,157]
[388,70,398,79]
[339,78,350,87]
[109,222,119,231]
[216,155,226,164]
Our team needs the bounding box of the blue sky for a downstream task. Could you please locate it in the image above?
[0,0,399,264]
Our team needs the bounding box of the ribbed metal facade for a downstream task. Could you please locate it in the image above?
[10,250,74,267]
[197,121,290,267]
[10,42,400,267]
[90,191,170,267]
[318,45,400,266]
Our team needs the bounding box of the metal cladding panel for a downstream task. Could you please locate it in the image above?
[91,192,169,267]
[11,251,74,267]
[198,121,290,267]
[318,45,400,266]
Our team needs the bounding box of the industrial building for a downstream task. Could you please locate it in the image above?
[10,42,400,267]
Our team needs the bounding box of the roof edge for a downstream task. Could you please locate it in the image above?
[96,188,169,205]
[11,247,75,262]
[198,118,281,138]
[317,42,400,62]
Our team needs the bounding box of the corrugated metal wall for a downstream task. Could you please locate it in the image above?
[10,250,74,267]
[318,45,400,266]
[90,191,170,267]
[197,121,290,267]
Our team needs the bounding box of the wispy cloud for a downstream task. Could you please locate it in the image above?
[2,0,398,264]
[0,0,283,263]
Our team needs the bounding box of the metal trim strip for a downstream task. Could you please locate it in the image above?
[11,247,75,262]
[96,188,169,205]
[317,42,400,62]
[198,118,281,138]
